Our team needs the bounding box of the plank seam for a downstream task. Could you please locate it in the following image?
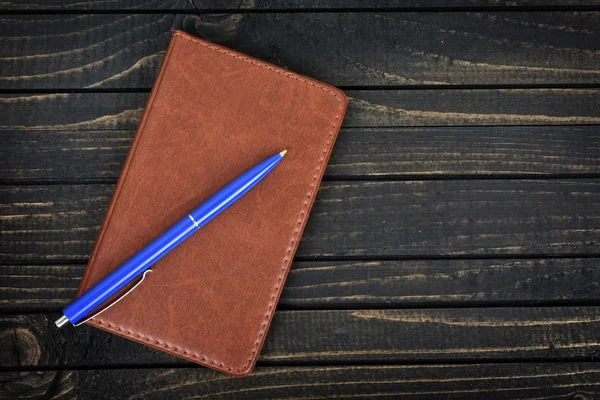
[1,358,599,374]
[3,84,600,94]
[2,254,600,267]
[2,7,600,14]
[4,173,600,186]
[10,298,600,315]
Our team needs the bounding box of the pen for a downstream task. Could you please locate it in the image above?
[55,150,287,328]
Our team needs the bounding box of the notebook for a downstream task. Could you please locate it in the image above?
[76,30,347,376]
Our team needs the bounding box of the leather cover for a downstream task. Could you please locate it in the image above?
[76,30,347,376]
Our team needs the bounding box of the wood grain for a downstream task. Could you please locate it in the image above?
[1,90,599,130]
[2,126,600,182]
[3,308,600,368]
[2,363,600,400]
[1,180,598,261]
[2,258,600,311]
[1,12,600,88]
[2,0,600,10]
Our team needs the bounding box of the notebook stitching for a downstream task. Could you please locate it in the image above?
[92,31,344,375]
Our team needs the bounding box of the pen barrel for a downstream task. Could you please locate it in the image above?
[63,216,198,324]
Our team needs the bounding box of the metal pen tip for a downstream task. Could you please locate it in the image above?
[55,315,69,328]
[279,150,287,157]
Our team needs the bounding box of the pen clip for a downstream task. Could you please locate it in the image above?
[74,269,153,327]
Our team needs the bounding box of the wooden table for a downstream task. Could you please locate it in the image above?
[1,1,600,398]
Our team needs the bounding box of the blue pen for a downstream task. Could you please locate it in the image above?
[55,150,287,328]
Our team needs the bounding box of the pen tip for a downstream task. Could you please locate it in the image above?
[279,150,288,157]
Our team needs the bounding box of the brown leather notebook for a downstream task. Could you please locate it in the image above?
[76,30,347,376]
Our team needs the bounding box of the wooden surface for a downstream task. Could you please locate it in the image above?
[2,12,600,88]
[1,1,600,399]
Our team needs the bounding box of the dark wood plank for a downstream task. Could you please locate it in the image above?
[346,89,600,126]
[1,180,599,261]
[3,308,600,368]
[1,90,599,130]
[1,12,600,88]
[328,126,600,177]
[3,126,600,182]
[2,0,600,10]
[2,364,600,400]
[2,258,600,310]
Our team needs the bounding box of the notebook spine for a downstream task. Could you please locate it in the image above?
[76,31,181,297]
